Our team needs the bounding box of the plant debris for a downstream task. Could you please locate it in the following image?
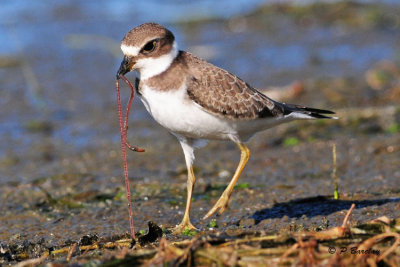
[2,205,399,266]
[138,221,163,246]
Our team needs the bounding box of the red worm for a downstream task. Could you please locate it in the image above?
[116,76,145,240]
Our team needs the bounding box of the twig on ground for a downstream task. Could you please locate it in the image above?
[66,243,77,262]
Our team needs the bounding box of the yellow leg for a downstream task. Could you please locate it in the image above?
[203,143,250,220]
[173,165,197,234]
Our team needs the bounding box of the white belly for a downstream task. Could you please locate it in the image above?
[139,85,290,142]
[139,85,237,140]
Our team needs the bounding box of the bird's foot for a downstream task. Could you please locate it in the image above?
[203,193,230,220]
[172,220,197,235]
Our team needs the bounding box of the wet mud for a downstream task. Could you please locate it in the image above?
[1,0,400,265]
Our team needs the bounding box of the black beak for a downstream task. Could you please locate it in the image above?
[116,56,130,79]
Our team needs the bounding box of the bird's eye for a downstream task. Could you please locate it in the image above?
[142,40,157,53]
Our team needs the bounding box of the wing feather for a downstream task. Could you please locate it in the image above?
[182,52,336,120]
[184,52,283,120]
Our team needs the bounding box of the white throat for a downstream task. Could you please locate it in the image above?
[133,41,178,80]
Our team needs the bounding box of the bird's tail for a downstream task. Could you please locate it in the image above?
[281,103,337,120]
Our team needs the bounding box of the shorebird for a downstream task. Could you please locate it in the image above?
[117,23,335,233]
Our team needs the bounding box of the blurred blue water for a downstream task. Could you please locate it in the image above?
[0,0,263,25]
[0,0,399,166]
[1,0,398,27]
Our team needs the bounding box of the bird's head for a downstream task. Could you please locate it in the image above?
[117,23,178,80]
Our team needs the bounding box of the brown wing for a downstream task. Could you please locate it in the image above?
[184,52,284,120]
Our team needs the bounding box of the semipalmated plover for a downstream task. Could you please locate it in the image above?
[117,23,336,233]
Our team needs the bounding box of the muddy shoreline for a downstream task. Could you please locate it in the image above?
[1,1,400,265]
